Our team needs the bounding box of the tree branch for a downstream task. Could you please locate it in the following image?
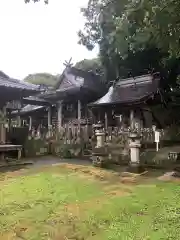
[24,0,48,4]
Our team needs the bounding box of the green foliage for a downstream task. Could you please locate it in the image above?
[52,142,84,158]
[78,0,180,86]
[24,73,58,87]
[79,0,180,57]
[126,0,180,57]
[24,139,48,157]
[75,58,104,75]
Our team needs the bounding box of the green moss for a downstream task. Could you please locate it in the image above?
[51,141,87,159]
[24,139,48,158]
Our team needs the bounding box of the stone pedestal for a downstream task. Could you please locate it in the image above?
[127,132,145,173]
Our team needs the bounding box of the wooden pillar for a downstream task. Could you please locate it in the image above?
[0,106,6,161]
[2,106,6,144]
[143,109,153,128]
[0,124,5,144]
[105,111,108,130]
[48,106,52,128]
[130,109,134,129]
[17,115,21,127]
[8,110,11,129]
[29,116,32,131]
[57,101,62,131]
[78,100,81,121]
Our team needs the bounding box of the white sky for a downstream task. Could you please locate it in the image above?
[0,0,98,79]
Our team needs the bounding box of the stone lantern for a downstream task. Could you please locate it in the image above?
[93,123,105,148]
[92,123,107,167]
[127,132,145,173]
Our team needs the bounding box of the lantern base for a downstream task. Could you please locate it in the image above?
[126,163,145,174]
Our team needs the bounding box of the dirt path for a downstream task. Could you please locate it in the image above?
[0,156,91,177]
[32,156,91,168]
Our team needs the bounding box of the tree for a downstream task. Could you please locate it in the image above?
[75,58,104,75]
[78,0,180,88]
[24,73,58,87]
[25,0,48,4]
[125,0,180,57]
[79,0,180,57]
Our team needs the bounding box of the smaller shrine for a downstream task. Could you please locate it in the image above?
[89,73,163,172]
[89,73,162,129]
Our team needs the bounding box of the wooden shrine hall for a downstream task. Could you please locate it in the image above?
[0,72,39,160]
[13,66,107,130]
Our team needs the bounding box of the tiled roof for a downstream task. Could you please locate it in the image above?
[21,105,44,113]
[42,67,106,102]
[0,76,39,91]
[23,95,51,106]
[90,73,160,106]
[12,105,45,116]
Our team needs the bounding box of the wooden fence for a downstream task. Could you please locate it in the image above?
[105,127,166,145]
[28,125,167,146]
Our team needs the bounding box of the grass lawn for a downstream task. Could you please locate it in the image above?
[0,164,180,240]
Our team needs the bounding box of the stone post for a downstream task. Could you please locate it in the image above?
[127,132,145,173]
[92,123,107,167]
